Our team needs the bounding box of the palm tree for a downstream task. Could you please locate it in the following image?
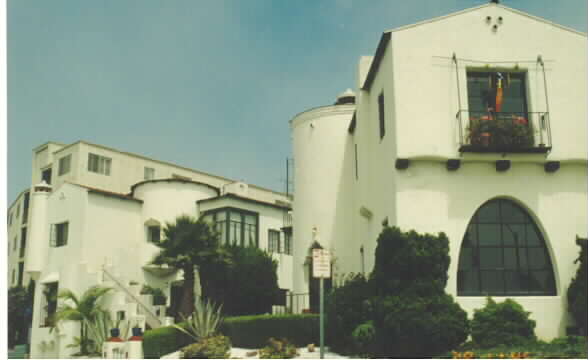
[53,285,112,355]
[151,215,226,317]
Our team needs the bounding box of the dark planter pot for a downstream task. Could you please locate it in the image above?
[153,295,167,306]
[131,327,143,337]
[110,328,120,338]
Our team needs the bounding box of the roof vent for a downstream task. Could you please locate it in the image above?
[334,88,356,105]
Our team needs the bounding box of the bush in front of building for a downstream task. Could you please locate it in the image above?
[220,314,319,348]
[180,335,231,359]
[143,323,193,359]
[567,243,587,335]
[371,293,469,358]
[325,272,372,354]
[470,297,536,348]
[7,285,33,348]
[201,244,281,316]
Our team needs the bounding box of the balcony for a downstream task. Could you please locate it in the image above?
[457,111,551,153]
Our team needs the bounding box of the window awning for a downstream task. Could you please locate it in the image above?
[39,272,59,284]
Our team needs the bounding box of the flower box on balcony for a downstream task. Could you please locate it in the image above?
[466,113,534,150]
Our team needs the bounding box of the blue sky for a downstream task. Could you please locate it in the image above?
[5,0,587,204]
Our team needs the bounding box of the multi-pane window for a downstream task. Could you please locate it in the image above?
[268,230,280,253]
[42,168,52,185]
[50,222,69,247]
[20,228,27,258]
[284,232,292,255]
[378,92,385,139]
[147,225,161,243]
[457,199,556,296]
[144,167,155,180]
[467,71,527,115]
[203,208,258,247]
[88,153,111,175]
[58,154,72,176]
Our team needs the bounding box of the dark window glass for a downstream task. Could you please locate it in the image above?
[204,209,258,247]
[42,168,52,185]
[466,71,527,115]
[457,199,556,296]
[50,222,69,247]
[378,92,385,139]
[148,226,160,243]
[269,230,280,253]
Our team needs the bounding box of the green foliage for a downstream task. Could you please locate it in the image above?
[180,335,231,359]
[259,338,299,359]
[468,116,534,148]
[567,244,587,334]
[351,321,376,356]
[367,227,469,357]
[143,314,318,357]
[140,285,167,305]
[220,314,319,348]
[173,297,223,341]
[370,227,450,297]
[325,273,371,354]
[7,286,33,347]
[201,244,280,316]
[471,297,536,348]
[151,215,227,317]
[143,322,193,359]
[372,294,469,358]
[53,285,112,355]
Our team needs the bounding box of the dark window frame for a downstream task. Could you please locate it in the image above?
[41,167,52,185]
[378,92,385,139]
[88,153,112,176]
[58,154,72,176]
[147,225,161,243]
[268,229,280,253]
[466,69,529,115]
[283,232,292,255]
[457,199,556,296]
[50,222,69,247]
[202,207,259,247]
[20,228,27,258]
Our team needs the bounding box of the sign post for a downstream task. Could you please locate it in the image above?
[313,249,331,359]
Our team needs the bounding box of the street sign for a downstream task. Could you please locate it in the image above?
[312,249,331,278]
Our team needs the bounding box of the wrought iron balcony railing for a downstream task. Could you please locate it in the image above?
[456,111,552,153]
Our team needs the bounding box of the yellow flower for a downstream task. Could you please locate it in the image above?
[498,353,505,358]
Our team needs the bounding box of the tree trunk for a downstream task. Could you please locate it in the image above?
[179,265,196,317]
[80,323,87,355]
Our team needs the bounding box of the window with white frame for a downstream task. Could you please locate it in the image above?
[144,167,155,180]
[50,222,69,247]
[268,230,280,253]
[88,153,111,175]
[58,154,72,176]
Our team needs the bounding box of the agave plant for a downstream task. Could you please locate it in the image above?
[173,296,223,341]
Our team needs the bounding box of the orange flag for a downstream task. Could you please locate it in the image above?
[495,74,503,112]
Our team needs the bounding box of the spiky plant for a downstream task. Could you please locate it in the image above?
[52,285,112,355]
[173,297,223,341]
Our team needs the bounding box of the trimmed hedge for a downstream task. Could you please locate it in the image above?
[143,314,319,357]
[220,314,319,348]
[143,322,192,359]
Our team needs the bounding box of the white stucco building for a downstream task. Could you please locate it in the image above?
[291,2,587,340]
[8,140,293,358]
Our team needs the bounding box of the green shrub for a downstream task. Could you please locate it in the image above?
[201,244,280,316]
[325,273,371,354]
[220,314,319,348]
[259,338,299,359]
[180,335,231,359]
[142,323,192,359]
[471,297,536,348]
[351,321,376,356]
[7,285,33,348]
[567,243,587,335]
[140,285,167,306]
[370,227,450,297]
[372,294,469,358]
[368,227,469,357]
[173,297,223,341]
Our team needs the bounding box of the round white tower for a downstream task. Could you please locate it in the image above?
[290,90,356,296]
[24,181,52,280]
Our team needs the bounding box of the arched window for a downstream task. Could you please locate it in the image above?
[458,199,556,296]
